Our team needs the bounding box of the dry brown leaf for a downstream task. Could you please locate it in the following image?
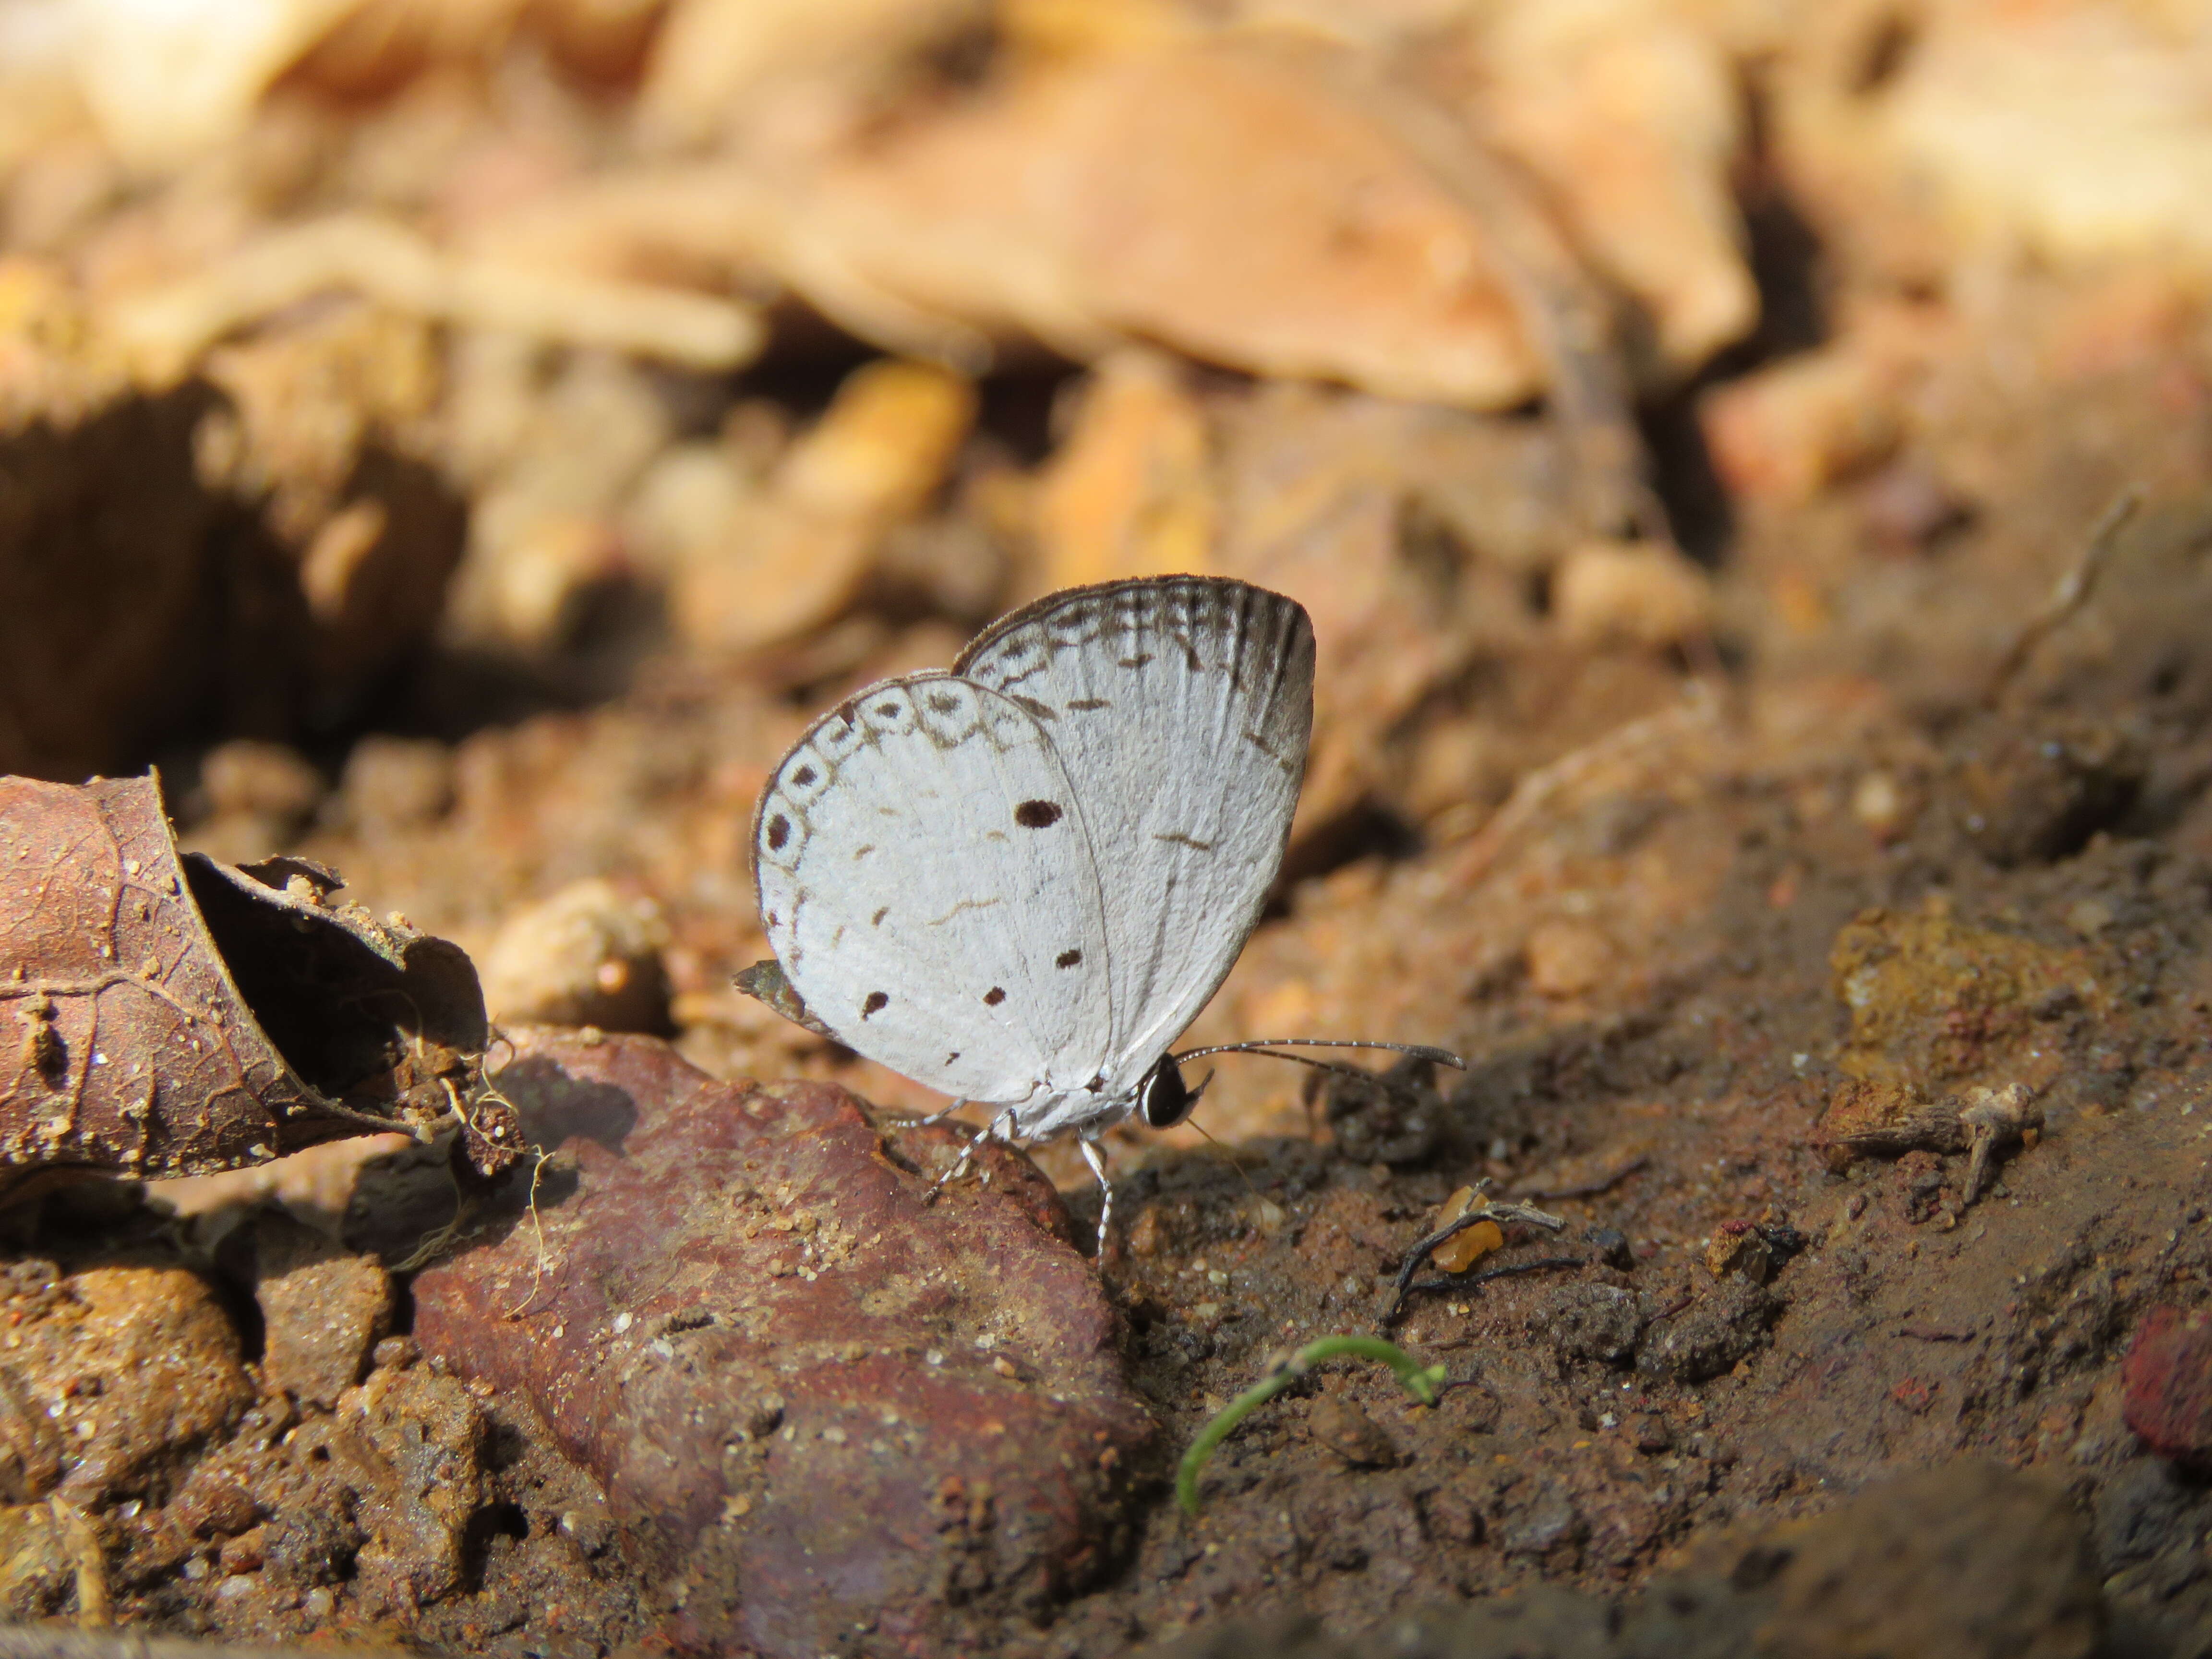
[731,34,1545,404]
[1475,0,1755,374]
[0,776,486,1203]
[639,0,988,147]
[1775,0,2212,285]
[107,213,763,384]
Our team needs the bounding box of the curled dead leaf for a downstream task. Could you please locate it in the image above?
[0,773,487,1202]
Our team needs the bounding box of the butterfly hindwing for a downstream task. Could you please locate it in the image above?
[754,675,1115,1106]
[954,577,1315,1088]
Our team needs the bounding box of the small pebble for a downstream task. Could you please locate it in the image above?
[480,878,672,1032]
[339,737,454,834]
[371,1335,418,1370]
[1307,1398,1399,1467]
[1554,539,1715,648]
[200,740,324,824]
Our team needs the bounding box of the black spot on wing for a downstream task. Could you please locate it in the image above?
[791,764,817,786]
[766,815,791,851]
[927,691,961,714]
[1056,948,1082,969]
[984,986,1006,1006]
[862,991,889,1018]
[1014,799,1063,829]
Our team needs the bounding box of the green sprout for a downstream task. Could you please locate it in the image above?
[1175,1335,1448,1516]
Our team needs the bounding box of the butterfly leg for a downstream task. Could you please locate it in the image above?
[914,1097,971,1129]
[923,1106,1015,1205]
[1078,1134,1113,1256]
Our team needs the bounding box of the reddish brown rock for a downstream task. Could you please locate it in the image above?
[411,1029,1155,1659]
[2122,1304,2212,1467]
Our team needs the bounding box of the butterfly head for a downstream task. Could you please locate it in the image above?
[1138,1058,1204,1129]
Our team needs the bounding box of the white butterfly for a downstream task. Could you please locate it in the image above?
[740,576,1460,1244]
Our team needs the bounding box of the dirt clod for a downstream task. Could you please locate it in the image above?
[1305,1398,1399,1468]
[1949,718,2144,868]
[253,1211,392,1410]
[1636,1281,1783,1384]
[1539,1282,1647,1370]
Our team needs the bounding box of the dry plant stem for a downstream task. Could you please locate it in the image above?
[1344,68,1663,542]
[1384,1180,1568,1323]
[109,214,766,379]
[50,1496,107,1629]
[500,1146,557,1321]
[1982,485,2142,709]
[1176,1336,1448,1516]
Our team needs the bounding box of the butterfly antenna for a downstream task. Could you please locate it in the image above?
[1171,1038,1466,1070]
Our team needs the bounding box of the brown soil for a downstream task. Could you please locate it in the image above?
[21,365,2210,1656]
[8,13,2212,1658]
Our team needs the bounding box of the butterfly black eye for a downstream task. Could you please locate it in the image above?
[1140,1062,1193,1129]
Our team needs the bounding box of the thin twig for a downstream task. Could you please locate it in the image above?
[1382,1179,1567,1323]
[1391,1254,1587,1307]
[1983,486,2142,709]
[108,213,765,379]
[500,1146,557,1321]
[1343,68,1664,542]
[1176,1335,1446,1516]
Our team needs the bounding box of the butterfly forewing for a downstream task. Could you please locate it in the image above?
[954,577,1314,1088]
[754,675,1115,1106]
